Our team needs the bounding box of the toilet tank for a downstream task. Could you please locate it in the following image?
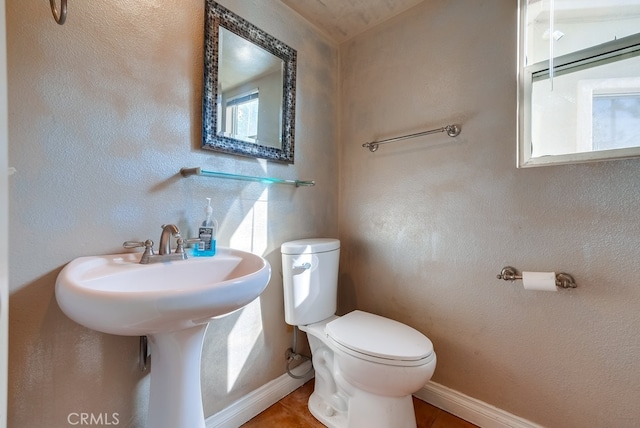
[281,239,340,326]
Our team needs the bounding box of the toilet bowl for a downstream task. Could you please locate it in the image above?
[281,239,436,428]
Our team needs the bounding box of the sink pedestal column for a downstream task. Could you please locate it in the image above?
[147,323,209,428]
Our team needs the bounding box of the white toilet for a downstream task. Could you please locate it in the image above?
[281,238,436,428]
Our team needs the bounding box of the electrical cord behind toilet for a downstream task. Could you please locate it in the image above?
[286,325,313,379]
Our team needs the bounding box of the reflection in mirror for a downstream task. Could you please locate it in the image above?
[203,1,297,163]
[218,28,284,149]
[518,0,640,167]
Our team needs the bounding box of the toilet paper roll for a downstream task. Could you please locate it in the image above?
[522,271,557,292]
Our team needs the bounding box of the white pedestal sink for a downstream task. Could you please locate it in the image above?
[55,247,271,428]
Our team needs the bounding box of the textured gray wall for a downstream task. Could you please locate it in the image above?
[338,1,640,427]
[7,0,338,426]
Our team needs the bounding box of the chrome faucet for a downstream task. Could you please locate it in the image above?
[123,224,199,264]
[159,224,180,255]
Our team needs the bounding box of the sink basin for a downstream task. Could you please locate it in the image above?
[55,247,271,428]
[56,247,271,336]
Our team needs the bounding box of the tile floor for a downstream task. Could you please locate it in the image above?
[241,380,478,427]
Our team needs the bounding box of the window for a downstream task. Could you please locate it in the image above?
[592,93,640,150]
[518,0,640,167]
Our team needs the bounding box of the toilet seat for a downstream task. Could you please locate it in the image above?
[325,310,434,367]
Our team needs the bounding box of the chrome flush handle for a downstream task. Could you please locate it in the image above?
[293,262,311,270]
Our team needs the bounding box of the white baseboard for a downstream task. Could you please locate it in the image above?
[207,365,539,428]
[414,381,543,428]
[205,360,314,428]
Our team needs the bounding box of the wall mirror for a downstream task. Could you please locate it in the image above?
[518,0,640,167]
[202,1,297,163]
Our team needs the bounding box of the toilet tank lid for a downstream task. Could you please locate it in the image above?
[326,310,433,361]
[281,238,340,255]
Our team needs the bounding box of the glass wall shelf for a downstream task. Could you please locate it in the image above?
[180,167,315,187]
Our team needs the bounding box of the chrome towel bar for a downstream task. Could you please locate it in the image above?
[362,124,461,152]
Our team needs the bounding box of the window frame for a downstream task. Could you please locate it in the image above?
[517,1,640,167]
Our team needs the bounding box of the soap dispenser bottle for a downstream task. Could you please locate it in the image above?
[193,198,217,257]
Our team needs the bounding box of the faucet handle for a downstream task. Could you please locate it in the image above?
[123,239,156,264]
[175,237,186,254]
[171,237,190,261]
[123,240,144,249]
[175,237,202,254]
[123,239,155,256]
[183,237,203,251]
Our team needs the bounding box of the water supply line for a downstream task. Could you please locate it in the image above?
[285,326,313,379]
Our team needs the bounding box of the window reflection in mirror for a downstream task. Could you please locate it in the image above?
[518,0,640,167]
[224,90,260,142]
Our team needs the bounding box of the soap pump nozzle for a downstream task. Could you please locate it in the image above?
[204,197,213,221]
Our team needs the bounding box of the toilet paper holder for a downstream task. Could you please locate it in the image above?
[497,266,577,289]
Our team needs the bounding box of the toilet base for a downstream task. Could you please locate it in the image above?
[308,387,417,428]
[302,318,427,428]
